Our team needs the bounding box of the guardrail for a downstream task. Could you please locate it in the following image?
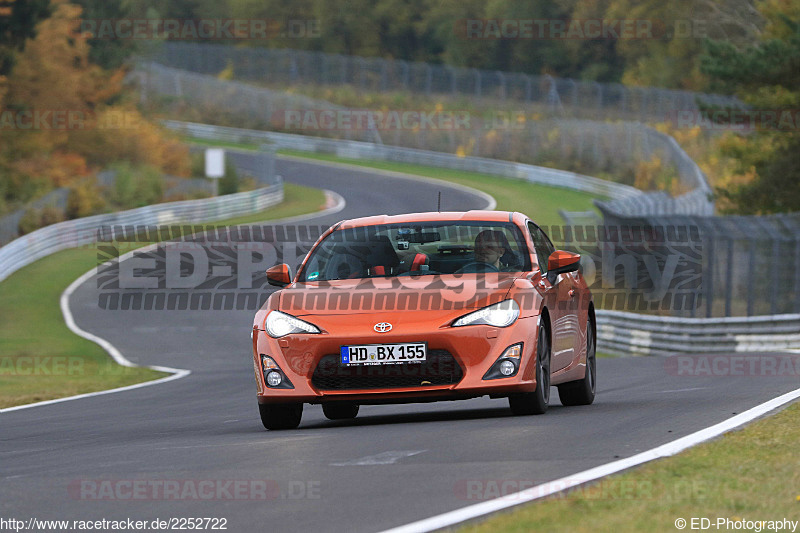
[0,182,283,284]
[165,120,643,201]
[597,311,800,356]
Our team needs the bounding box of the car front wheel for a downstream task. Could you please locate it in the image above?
[557,315,596,406]
[509,322,550,415]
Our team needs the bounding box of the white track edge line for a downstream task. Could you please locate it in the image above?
[380,385,800,533]
[0,190,347,414]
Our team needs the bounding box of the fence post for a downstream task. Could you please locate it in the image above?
[496,71,506,99]
[746,239,756,316]
[289,52,298,84]
[173,71,183,98]
[705,236,715,317]
[524,75,532,103]
[400,60,409,91]
[619,83,628,117]
[569,79,578,109]
[795,237,800,313]
[380,61,388,92]
[770,239,780,314]
[725,237,734,316]
[425,64,432,96]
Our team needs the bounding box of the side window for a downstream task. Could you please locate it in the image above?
[528,222,555,272]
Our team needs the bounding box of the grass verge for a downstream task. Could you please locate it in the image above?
[0,183,326,409]
[460,401,800,533]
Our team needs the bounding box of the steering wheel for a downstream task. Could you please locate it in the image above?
[455,261,500,274]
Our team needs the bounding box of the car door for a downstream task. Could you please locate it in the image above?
[528,222,577,372]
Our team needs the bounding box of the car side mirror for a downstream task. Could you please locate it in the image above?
[266,264,292,287]
[546,251,580,284]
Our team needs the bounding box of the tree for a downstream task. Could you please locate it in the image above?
[0,0,51,77]
[701,0,800,213]
[1,0,189,209]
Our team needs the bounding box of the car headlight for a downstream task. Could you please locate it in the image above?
[452,299,520,328]
[265,311,321,338]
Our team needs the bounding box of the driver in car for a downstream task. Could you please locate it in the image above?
[473,229,511,270]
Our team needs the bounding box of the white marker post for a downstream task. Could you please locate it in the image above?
[205,148,225,196]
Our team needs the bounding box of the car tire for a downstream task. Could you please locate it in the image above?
[259,402,303,430]
[508,321,550,415]
[558,314,596,406]
[322,402,360,420]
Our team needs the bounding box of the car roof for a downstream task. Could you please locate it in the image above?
[337,210,525,229]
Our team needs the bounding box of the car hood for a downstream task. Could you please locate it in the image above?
[277,273,520,318]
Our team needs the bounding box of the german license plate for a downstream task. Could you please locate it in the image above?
[340,343,427,365]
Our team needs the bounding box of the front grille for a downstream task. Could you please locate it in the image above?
[311,350,463,390]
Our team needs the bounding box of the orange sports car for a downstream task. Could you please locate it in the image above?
[252,211,596,429]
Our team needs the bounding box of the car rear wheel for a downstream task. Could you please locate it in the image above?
[322,402,359,420]
[508,323,550,415]
[558,315,596,406]
[259,402,303,430]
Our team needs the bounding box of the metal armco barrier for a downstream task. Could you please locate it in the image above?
[597,311,800,356]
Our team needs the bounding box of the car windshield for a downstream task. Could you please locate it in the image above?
[298,221,531,281]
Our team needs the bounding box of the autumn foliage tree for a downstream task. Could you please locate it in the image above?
[0,0,189,214]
